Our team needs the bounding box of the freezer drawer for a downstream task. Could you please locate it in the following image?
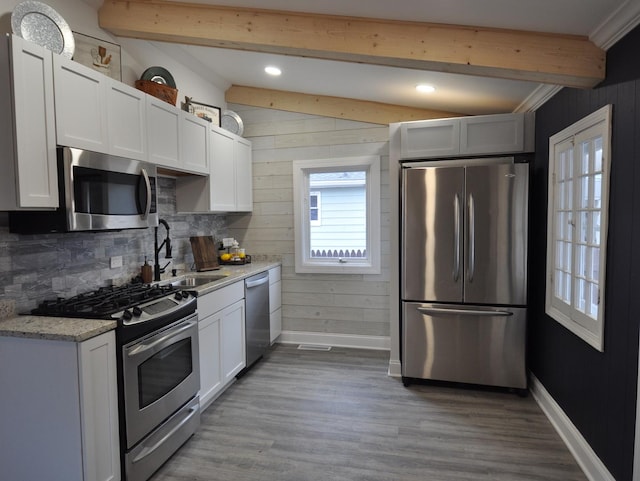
[402,302,526,389]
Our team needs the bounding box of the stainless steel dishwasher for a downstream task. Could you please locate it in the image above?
[242,271,271,373]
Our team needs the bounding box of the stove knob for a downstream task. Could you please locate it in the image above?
[181,291,190,299]
[174,292,183,301]
[132,306,143,317]
[122,309,133,321]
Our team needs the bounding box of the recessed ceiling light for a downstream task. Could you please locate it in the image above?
[265,66,282,76]
[416,84,436,93]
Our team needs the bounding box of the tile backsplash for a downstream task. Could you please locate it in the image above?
[0,177,227,313]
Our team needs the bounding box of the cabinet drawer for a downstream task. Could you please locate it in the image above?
[198,281,244,319]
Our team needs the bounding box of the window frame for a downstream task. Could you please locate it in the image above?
[545,104,612,352]
[292,155,380,274]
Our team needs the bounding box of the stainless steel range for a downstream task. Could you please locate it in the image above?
[32,282,200,481]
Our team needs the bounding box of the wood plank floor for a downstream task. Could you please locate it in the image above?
[150,345,587,481]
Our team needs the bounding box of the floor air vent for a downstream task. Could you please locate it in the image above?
[297,344,332,351]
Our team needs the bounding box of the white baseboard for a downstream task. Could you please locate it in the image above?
[277,330,390,350]
[387,359,402,377]
[530,374,615,481]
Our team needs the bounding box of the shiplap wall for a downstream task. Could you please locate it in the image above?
[226,104,391,347]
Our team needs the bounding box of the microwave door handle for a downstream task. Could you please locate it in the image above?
[141,168,152,220]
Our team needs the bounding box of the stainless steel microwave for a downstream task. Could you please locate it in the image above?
[9,147,159,234]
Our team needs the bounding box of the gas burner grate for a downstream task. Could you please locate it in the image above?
[32,283,180,319]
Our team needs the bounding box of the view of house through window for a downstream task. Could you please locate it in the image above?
[293,156,380,274]
[308,171,366,258]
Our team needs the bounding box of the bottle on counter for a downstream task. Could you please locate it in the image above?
[141,257,153,284]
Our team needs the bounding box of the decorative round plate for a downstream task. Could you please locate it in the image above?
[221,110,244,136]
[141,66,176,89]
[11,1,75,59]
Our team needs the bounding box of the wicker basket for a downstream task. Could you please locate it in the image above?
[135,79,178,106]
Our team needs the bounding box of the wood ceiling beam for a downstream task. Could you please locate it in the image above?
[225,85,461,125]
[98,0,605,88]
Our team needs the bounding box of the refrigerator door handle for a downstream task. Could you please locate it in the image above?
[468,193,475,282]
[417,307,514,317]
[453,193,461,282]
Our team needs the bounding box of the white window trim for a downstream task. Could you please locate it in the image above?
[293,155,380,274]
[309,191,321,226]
[545,104,612,352]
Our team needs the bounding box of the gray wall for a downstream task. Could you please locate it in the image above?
[226,104,391,345]
[528,24,640,481]
[0,177,226,313]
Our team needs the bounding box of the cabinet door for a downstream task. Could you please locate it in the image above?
[234,137,253,211]
[459,113,524,155]
[54,55,108,152]
[78,331,120,481]
[268,267,282,343]
[221,299,246,382]
[180,112,210,174]
[210,126,236,211]
[8,35,58,208]
[107,81,147,160]
[147,96,180,168]
[400,118,460,159]
[198,314,222,409]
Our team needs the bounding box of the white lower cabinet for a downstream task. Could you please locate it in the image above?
[268,266,282,343]
[221,299,246,382]
[0,331,120,481]
[197,281,246,409]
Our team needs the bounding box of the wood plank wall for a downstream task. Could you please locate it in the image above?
[529,24,640,481]
[225,104,391,343]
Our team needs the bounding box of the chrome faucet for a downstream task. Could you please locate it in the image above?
[154,219,173,281]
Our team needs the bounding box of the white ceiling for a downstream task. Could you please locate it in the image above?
[142,0,634,115]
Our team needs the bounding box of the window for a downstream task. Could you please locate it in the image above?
[309,191,321,226]
[546,105,612,351]
[293,155,380,274]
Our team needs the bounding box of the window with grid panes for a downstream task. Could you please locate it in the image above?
[546,105,611,351]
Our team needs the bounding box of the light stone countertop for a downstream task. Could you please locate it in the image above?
[0,261,281,343]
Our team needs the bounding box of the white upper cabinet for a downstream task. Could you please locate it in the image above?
[54,55,148,161]
[399,112,534,159]
[209,126,237,211]
[401,118,460,159]
[54,55,109,152]
[175,125,253,213]
[180,111,210,175]
[0,35,58,209]
[146,95,181,168]
[459,113,525,155]
[234,136,253,212]
[106,82,147,160]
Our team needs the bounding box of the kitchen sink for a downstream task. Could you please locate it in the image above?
[172,274,228,287]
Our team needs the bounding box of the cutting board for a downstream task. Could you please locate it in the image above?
[189,236,220,271]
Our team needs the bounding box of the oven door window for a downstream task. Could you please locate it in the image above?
[72,166,157,215]
[137,338,193,409]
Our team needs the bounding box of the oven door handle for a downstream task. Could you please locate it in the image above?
[132,403,200,464]
[126,319,196,358]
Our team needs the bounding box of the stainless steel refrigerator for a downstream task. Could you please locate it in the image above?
[401,159,528,390]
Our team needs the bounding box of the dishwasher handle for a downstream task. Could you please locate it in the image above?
[245,272,269,288]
